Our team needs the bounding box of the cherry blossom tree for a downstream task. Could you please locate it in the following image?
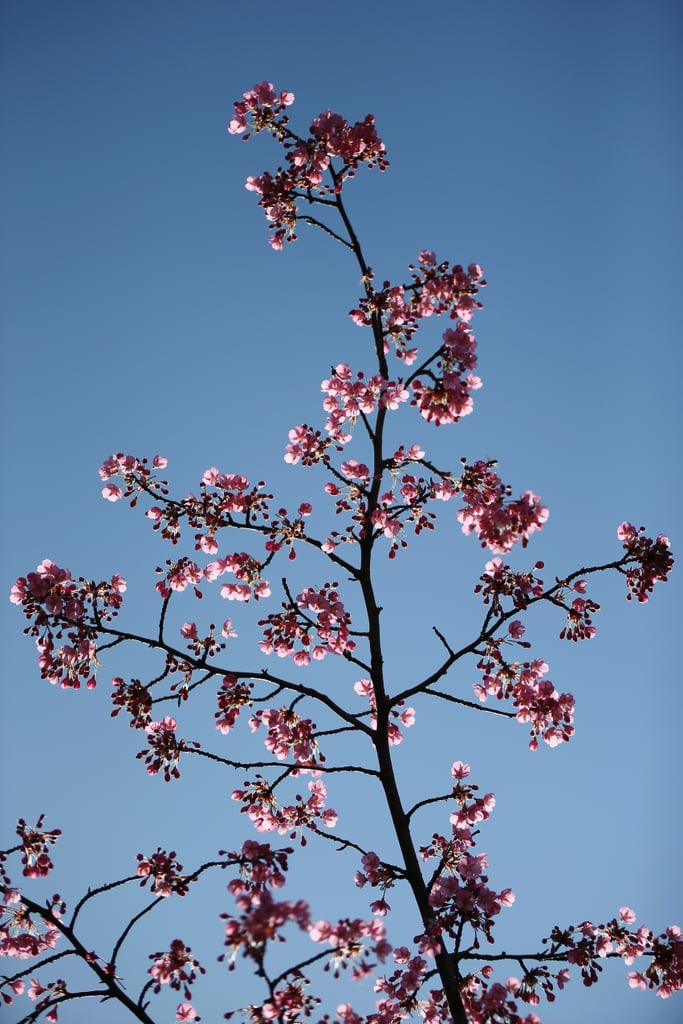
[3,82,680,1024]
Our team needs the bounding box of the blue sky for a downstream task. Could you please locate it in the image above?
[1,1,681,1022]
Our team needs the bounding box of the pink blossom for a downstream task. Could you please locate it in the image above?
[102,484,123,501]
[628,971,647,990]
[148,938,204,995]
[197,534,219,554]
[136,848,189,897]
[28,979,46,1000]
[371,898,390,916]
[145,716,177,735]
[176,1003,197,1022]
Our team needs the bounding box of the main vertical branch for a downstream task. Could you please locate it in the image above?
[356,494,468,1022]
[340,204,469,1018]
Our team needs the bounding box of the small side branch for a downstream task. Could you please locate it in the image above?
[425,687,516,719]
[189,746,381,777]
[298,215,354,249]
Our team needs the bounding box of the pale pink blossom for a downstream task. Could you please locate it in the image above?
[176,1004,197,1022]
[102,484,123,502]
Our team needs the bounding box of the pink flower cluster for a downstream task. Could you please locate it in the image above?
[10,560,125,689]
[559,587,600,642]
[428,859,515,947]
[354,851,399,917]
[228,81,295,138]
[148,938,204,998]
[0,888,61,960]
[284,424,332,467]
[353,678,415,745]
[12,816,61,879]
[212,841,362,1016]
[372,950,430,1018]
[241,168,298,247]
[222,882,310,968]
[286,386,546,562]
[370,476,437,558]
[111,676,153,729]
[264,503,313,560]
[309,109,388,174]
[349,256,484,366]
[413,763,516,960]
[247,979,318,1023]
[309,916,391,978]
[229,83,387,248]
[478,565,600,644]
[475,558,545,615]
[137,717,200,782]
[232,778,338,840]
[225,840,291,899]
[219,843,321,995]
[206,552,271,602]
[547,912,683,998]
[215,674,253,735]
[313,458,549,563]
[258,583,355,663]
[333,984,455,1024]
[136,848,190,897]
[0,975,67,1022]
[249,708,324,767]
[321,364,409,442]
[155,557,204,599]
[411,368,481,426]
[617,522,674,602]
[461,972,545,1024]
[99,453,168,505]
[412,322,481,425]
[457,461,549,553]
[628,925,683,998]
[504,964,571,1010]
[103,455,272,554]
[420,765,493,855]
[474,655,575,750]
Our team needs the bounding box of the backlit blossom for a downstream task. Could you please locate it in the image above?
[176,1004,197,1022]
[102,483,123,501]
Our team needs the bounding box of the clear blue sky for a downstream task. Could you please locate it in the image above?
[1,1,681,1022]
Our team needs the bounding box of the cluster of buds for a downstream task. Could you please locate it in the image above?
[137,717,201,781]
[136,848,191,897]
[148,938,205,998]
